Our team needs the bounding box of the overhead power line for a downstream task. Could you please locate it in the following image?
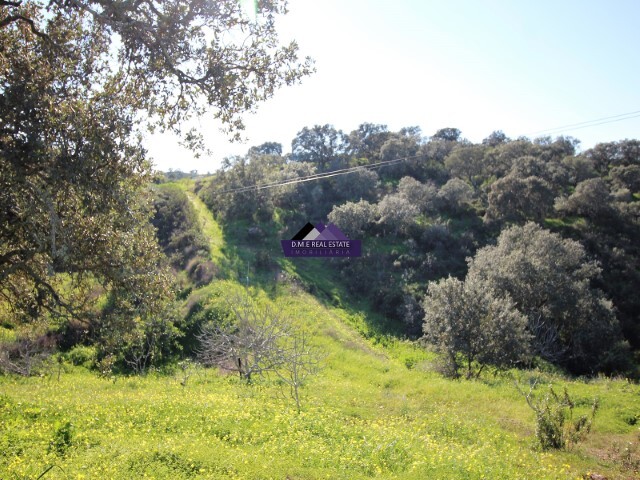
[214,154,424,195]
[524,109,640,137]
[215,108,640,196]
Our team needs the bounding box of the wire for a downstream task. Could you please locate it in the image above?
[213,154,423,195]
[217,157,412,195]
[537,113,640,134]
[524,109,640,137]
[214,108,640,195]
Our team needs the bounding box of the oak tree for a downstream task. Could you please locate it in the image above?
[0,1,312,357]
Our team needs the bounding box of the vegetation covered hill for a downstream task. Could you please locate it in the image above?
[197,126,640,377]
[5,168,640,479]
[5,2,639,478]
[1,202,639,479]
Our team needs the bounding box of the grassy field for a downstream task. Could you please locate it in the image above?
[2,283,639,479]
[1,184,639,479]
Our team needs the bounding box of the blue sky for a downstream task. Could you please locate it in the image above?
[146,0,640,173]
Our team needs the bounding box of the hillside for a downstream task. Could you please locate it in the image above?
[195,130,640,378]
[3,3,639,479]
[2,182,639,479]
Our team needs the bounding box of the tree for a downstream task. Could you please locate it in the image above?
[249,142,283,157]
[333,168,379,203]
[276,330,321,413]
[444,145,489,189]
[610,165,640,193]
[432,127,462,142]
[1,2,311,330]
[536,136,580,162]
[346,123,390,161]
[328,200,378,238]
[377,194,418,235]
[482,130,510,147]
[378,130,422,179]
[489,140,542,177]
[197,296,322,410]
[397,176,438,213]
[436,178,473,212]
[2,0,313,139]
[555,178,614,220]
[291,124,348,171]
[422,276,530,378]
[197,298,290,383]
[510,155,570,190]
[485,175,555,223]
[467,223,624,373]
[585,139,640,175]
[561,156,596,184]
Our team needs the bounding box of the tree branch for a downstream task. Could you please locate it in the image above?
[0,14,50,42]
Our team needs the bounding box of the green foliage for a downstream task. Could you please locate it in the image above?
[422,276,530,378]
[485,174,555,223]
[64,345,97,369]
[432,127,462,142]
[328,200,378,238]
[444,144,489,188]
[436,178,474,212]
[291,124,348,170]
[0,4,170,325]
[397,176,439,213]
[333,168,379,202]
[1,0,312,374]
[518,383,598,451]
[48,421,73,456]
[377,194,419,235]
[192,126,640,377]
[152,185,210,271]
[555,177,615,219]
[1,327,638,479]
[468,222,626,373]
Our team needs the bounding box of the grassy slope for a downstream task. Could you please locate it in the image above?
[1,183,639,479]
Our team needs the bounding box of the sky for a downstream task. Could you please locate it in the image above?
[146,0,640,173]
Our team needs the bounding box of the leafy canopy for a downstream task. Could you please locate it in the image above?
[0,1,312,336]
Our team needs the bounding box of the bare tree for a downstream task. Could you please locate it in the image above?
[197,296,323,410]
[197,297,290,383]
[276,330,322,413]
[0,335,54,376]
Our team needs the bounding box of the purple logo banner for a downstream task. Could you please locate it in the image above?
[281,223,362,257]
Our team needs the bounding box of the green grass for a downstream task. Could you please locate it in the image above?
[2,285,639,479]
[169,180,225,264]
[544,216,587,229]
[2,182,639,479]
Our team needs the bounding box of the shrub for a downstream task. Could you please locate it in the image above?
[517,382,598,450]
[49,421,74,455]
[65,345,97,369]
[0,334,56,376]
[422,276,530,378]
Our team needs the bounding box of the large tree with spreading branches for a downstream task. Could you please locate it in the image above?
[0,1,312,353]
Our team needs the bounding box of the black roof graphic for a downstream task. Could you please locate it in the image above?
[291,222,316,240]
